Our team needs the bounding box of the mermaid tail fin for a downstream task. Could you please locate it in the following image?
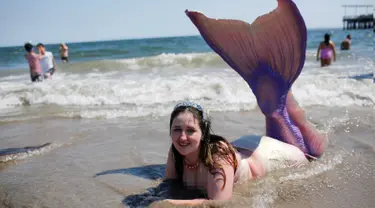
[185,0,307,115]
[185,0,306,85]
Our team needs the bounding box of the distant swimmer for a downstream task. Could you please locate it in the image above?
[37,43,57,79]
[24,43,43,82]
[59,43,69,63]
[316,33,336,67]
[340,34,351,50]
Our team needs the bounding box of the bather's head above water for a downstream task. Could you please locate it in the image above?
[324,33,331,45]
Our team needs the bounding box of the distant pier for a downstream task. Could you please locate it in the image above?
[342,5,374,30]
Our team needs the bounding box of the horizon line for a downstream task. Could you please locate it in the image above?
[0,27,348,48]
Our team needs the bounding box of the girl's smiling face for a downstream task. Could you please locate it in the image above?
[170,111,202,157]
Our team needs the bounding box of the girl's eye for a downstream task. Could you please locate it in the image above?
[186,129,196,134]
[173,128,181,132]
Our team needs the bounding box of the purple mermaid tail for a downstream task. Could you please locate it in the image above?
[185,0,325,157]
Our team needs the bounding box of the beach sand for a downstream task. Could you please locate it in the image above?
[1,106,374,208]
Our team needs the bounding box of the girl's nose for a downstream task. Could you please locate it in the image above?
[179,130,188,140]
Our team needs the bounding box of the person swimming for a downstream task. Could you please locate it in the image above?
[59,43,69,63]
[340,34,351,50]
[316,33,336,67]
[154,0,328,207]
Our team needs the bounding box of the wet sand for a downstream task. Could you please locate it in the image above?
[0,106,374,208]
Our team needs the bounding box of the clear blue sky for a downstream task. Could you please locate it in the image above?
[0,0,373,47]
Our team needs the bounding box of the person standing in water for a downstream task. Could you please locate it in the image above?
[37,43,57,79]
[59,43,69,63]
[340,34,351,50]
[24,43,43,82]
[316,33,336,67]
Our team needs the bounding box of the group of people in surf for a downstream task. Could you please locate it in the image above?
[316,33,352,67]
[24,42,69,82]
[152,0,329,207]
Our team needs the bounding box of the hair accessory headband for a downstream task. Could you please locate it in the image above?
[173,101,208,120]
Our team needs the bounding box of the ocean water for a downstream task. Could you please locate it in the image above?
[0,28,374,208]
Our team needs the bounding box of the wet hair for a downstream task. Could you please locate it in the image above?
[24,43,33,52]
[324,33,330,46]
[169,105,238,190]
[36,43,45,48]
[346,34,351,39]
